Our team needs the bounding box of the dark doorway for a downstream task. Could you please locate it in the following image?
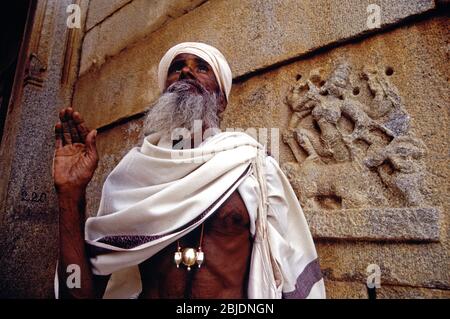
[0,0,33,144]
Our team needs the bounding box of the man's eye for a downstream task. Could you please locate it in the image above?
[169,62,183,74]
[198,65,208,73]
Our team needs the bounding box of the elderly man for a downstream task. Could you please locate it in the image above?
[53,42,325,299]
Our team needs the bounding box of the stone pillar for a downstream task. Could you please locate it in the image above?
[0,0,88,298]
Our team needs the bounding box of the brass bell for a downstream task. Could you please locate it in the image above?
[174,223,206,271]
[182,248,197,271]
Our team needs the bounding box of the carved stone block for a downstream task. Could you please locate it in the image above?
[282,63,440,241]
[304,207,440,242]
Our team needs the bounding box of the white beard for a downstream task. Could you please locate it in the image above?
[143,80,220,137]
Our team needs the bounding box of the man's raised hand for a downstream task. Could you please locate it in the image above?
[53,107,98,195]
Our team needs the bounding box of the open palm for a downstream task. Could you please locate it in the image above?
[53,108,98,193]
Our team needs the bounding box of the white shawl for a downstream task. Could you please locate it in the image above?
[58,131,325,298]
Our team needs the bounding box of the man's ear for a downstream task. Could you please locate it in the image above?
[217,91,227,115]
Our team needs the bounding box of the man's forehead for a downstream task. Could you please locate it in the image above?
[170,53,209,65]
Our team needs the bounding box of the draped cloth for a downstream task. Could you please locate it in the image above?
[158,42,233,101]
[55,132,325,299]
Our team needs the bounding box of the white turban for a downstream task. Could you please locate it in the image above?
[158,42,233,101]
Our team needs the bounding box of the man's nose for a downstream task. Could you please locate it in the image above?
[179,66,195,80]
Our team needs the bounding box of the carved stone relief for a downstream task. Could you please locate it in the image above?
[23,0,59,88]
[282,63,438,241]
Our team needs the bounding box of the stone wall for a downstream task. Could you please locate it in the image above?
[0,0,89,298]
[0,0,448,298]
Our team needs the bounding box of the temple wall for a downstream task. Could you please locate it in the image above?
[0,0,448,298]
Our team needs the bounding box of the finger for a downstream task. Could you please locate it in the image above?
[77,123,90,143]
[66,108,81,143]
[66,107,74,117]
[72,111,83,125]
[63,108,80,143]
[85,129,99,163]
[73,111,89,143]
[59,106,73,120]
[60,108,73,144]
[68,118,81,143]
[54,123,63,148]
[59,108,67,122]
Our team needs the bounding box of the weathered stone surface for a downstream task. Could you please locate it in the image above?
[80,0,206,75]
[324,280,368,299]
[325,280,450,299]
[377,285,450,299]
[86,0,132,30]
[305,208,441,242]
[0,0,86,298]
[73,0,436,129]
[317,240,450,290]
[61,0,90,105]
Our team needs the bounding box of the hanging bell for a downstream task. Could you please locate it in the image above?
[182,248,197,271]
[174,248,182,268]
[196,248,204,268]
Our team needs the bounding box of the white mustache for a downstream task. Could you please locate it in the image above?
[144,81,220,137]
